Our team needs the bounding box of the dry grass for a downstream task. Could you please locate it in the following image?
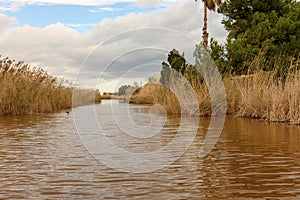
[131,70,211,116]
[72,88,101,107]
[132,58,300,124]
[234,71,300,124]
[0,56,101,115]
[131,83,180,113]
[233,54,300,124]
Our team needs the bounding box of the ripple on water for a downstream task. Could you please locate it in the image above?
[0,105,299,199]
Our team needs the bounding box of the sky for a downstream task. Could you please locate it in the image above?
[0,0,228,93]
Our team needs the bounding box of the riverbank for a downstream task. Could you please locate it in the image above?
[0,57,101,115]
[130,70,300,125]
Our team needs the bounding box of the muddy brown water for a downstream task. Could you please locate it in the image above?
[0,100,299,199]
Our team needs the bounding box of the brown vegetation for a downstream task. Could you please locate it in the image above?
[0,56,101,115]
[131,58,300,124]
[234,70,300,124]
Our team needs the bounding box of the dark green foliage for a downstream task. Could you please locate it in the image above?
[167,49,187,75]
[160,49,188,85]
[208,38,230,75]
[118,85,132,95]
[219,0,300,75]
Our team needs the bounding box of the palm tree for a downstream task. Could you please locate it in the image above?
[195,0,223,50]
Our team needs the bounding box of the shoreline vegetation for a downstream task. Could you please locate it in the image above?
[125,0,300,125]
[127,54,300,125]
[1,54,299,125]
[0,56,101,116]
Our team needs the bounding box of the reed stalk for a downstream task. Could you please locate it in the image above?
[132,56,300,124]
[0,56,101,115]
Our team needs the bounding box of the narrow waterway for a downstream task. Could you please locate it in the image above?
[0,100,299,199]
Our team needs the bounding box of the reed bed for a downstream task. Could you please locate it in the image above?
[132,58,300,124]
[131,70,212,116]
[132,82,213,116]
[0,56,101,115]
[234,70,300,124]
[131,83,180,113]
[72,88,101,107]
[234,72,300,124]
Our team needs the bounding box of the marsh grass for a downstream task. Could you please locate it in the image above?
[0,57,101,115]
[132,82,181,114]
[72,88,101,107]
[235,56,300,124]
[132,56,300,124]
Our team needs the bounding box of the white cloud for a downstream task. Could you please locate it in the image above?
[66,23,96,28]
[0,0,134,13]
[135,0,178,8]
[1,0,133,7]
[0,14,18,33]
[0,1,227,90]
[88,7,125,13]
[65,23,97,33]
[0,0,179,10]
[0,0,25,12]
[0,22,83,79]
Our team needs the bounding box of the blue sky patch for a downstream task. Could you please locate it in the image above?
[1,2,163,33]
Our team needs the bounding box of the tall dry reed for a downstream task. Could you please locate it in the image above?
[132,57,300,124]
[132,82,180,114]
[234,56,300,124]
[0,56,101,115]
[132,70,212,116]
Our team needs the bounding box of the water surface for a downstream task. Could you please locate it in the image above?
[0,101,299,199]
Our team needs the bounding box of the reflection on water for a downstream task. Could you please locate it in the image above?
[0,101,299,199]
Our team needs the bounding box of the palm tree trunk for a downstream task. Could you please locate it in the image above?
[202,0,209,50]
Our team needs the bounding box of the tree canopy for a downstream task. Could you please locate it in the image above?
[217,0,300,74]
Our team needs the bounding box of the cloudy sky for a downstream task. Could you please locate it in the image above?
[0,0,227,92]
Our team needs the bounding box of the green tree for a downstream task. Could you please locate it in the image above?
[219,0,300,74]
[118,85,131,95]
[167,49,187,75]
[195,0,224,49]
[185,64,201,87]
[159,49,187,85]
[208,38,229,75]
